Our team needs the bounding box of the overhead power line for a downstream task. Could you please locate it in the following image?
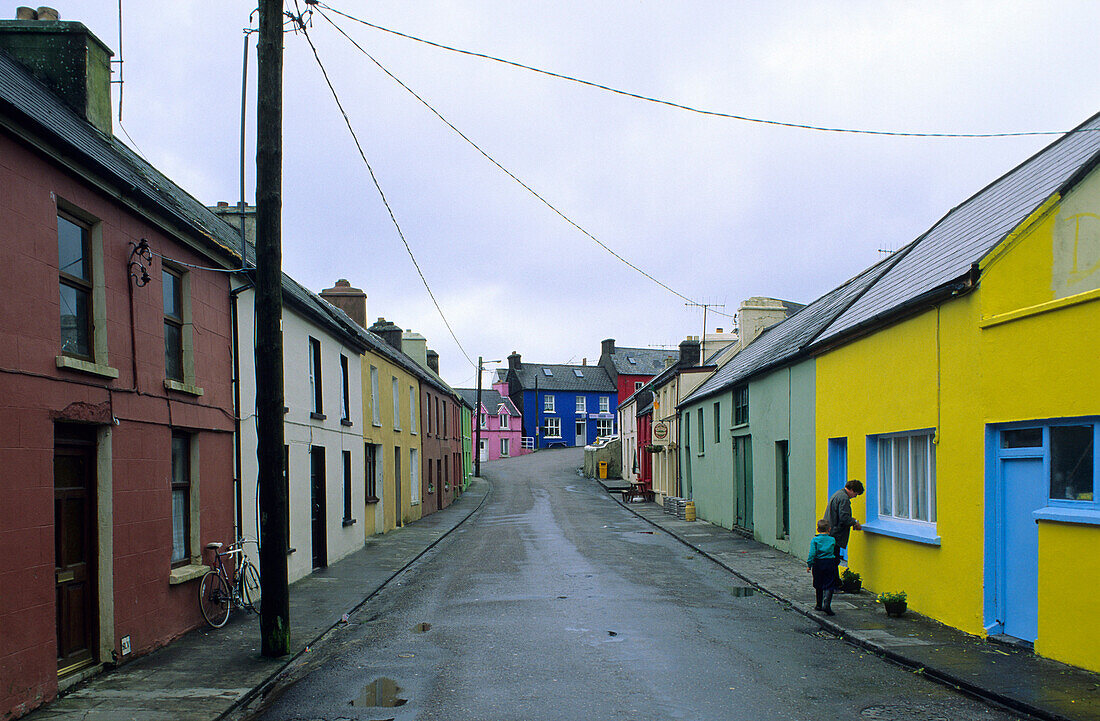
[297,20,478,369]
[319,3,1090,140]
[316,8,736,319]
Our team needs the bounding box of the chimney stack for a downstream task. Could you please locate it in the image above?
[319,279,367,329]
[601,338,615,357]
[369,318,402,352]
[401,330,428,369]
[508,351,522,371]
[678,337,701,367]
[0,10,114,135]
[426,349,439,375]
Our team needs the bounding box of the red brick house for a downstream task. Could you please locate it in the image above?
[0,18,240,718]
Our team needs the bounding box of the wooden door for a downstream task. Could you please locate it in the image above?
[54,427,97,675]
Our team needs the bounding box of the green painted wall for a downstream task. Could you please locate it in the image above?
[680,391,734,529]
[746,360,817,557]
[680,359,817,560]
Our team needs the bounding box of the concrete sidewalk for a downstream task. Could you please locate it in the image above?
[598,479,1100,721]
[24,478,490,721]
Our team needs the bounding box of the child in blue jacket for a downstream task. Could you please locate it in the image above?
[807,518,838,615]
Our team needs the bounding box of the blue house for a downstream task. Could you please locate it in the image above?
[505,352,617,448]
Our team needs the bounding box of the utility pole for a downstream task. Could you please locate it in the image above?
[256,0,289,658]
[474,357,483,478]
[473,357,501,478]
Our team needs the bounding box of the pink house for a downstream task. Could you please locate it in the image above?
[457,386,528,462]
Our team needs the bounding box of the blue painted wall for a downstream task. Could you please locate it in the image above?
[520,389,618,448]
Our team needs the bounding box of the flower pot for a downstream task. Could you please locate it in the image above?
[841,579,862,594]
[884,600,907,617]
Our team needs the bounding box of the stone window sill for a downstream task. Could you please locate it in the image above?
[310,412,327,420]
[168,563,207,585]
[341,418,354,427]
[342,518,356,527]
[164,379,204,397]
[57,355,119,379]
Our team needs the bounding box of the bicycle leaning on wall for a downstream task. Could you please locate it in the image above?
[199,538,261,628]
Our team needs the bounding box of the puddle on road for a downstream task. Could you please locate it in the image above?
[729,587,756,597]
[413,622,432,633]
[352,678,408,708]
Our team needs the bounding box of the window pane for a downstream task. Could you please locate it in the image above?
[1002,428,1042,448]
[162,270,181,319]
[171,489,188,563]
[57,215,88,280]
[60,283,91,357]
[894,438,910,519]
[1050,426,1093,500]
[879,439,892,516]
[165,321,183,381]
[911,435,928,521]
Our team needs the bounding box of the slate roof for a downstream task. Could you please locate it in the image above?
[680,254,900,406]
[510,363,616,393]
[605,347,680,375]
[818,111,1100,343]
[455,389,519,417]
[0,48,242,265]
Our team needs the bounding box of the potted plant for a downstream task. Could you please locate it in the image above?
[877,590,907,617]
[840,568,862,593]
[644,444,662,453]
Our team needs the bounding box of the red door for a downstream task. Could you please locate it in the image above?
[54,426,97,675]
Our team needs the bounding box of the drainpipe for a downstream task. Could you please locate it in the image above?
[230,280,253,543]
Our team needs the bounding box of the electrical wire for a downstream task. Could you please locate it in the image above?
[319,3,1092,140]
[317,8,736,319]
[151,250,244,273]
[297,20,478,369]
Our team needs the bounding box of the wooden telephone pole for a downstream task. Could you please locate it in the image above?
[256,0,290,657]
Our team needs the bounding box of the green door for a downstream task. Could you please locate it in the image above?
[733,435,753,532]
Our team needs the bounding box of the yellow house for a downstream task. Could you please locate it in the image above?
[813,111,1100,672]
[361,319,425,534]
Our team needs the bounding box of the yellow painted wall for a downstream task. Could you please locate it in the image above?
[362,351,423,535]
[815,300,986,635]
[979,173,1100,671]
[817,166,1100,672]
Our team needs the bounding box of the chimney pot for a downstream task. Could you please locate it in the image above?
[36,7,59,21]
[217,201,228,208]
[16,7,36,20]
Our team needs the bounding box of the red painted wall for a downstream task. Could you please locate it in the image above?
[420,388,462,516]
[0,132,235,718]
[617,374,652,405]
[638,412,653,487]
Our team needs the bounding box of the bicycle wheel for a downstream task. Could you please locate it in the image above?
[199,570,231,628]
[239,561,261,614]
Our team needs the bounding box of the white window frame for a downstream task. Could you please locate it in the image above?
[480,412,488,429]
[370,366,381,426]
[499,412,509,430]
[544,394,555,413]
[576,396,586,414]
[409,448,420,503]
[409,385,417,434]
[597,418,614,437]
[634,381,643,392]
[392,376,401,430]
[544,417,561,438]
[501,438,510,457]
[599,396,610,413]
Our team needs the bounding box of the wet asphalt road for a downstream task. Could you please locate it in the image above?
[248,449,1021,721]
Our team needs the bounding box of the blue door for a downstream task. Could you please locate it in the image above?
[999,456,1043,641]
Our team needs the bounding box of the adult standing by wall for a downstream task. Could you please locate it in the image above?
[826,480,864,583]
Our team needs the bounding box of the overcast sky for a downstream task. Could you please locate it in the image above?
[64,1,1100,387]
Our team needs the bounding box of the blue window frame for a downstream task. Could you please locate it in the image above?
[864,429,940,545]
[996,420,1100,525]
